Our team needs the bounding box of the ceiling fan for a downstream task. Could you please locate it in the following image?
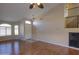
[29,3,44,9]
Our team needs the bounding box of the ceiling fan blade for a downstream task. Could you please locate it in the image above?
[29,4,33,9]
[38,4,44,9]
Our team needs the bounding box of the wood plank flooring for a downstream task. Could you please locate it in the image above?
[0,40,79,55]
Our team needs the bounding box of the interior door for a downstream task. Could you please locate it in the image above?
[25,21,32,39]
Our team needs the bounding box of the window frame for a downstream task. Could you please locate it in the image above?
[0,24,11,36]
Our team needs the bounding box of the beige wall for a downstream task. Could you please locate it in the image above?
[33,4,79,47]
[19,20,25,36]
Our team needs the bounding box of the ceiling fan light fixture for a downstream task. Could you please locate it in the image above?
[37,3,40,5]
[29,3,44,9]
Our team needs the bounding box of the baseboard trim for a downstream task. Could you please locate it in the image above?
[50,42,79,50]
[35,40,79,50]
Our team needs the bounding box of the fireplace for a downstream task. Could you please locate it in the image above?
[69,32,79,48]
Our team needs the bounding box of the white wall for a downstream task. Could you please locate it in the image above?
[19,20,25,39]
[33,4,79,47]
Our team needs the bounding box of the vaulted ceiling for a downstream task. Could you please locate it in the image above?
[0,3,59,22]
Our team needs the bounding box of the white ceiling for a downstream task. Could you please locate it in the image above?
[0,3,59,22]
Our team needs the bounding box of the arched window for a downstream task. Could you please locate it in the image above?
[0,23,11,36]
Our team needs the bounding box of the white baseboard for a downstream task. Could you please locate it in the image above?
[50,42,79,50]
[35,40,79,50]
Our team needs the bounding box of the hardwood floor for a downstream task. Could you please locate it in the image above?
[31,41,79,55]
[0,40,79,55]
